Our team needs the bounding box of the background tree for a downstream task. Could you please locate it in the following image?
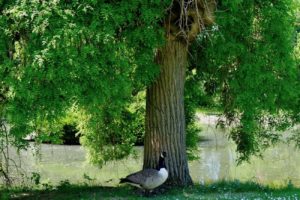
[0,0,299,186]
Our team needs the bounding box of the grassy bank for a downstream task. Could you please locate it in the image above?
[1,181,300,200]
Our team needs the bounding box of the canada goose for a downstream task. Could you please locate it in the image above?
[120,152,168,193]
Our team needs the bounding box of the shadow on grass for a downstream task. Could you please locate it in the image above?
[1,180,300,200]
[1,184,133,200]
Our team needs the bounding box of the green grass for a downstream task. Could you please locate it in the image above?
[1,180,300,200]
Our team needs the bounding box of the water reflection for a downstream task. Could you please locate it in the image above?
[191,115,300,186]
[4,115,300,187]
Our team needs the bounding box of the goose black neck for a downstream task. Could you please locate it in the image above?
[156,156,166,170]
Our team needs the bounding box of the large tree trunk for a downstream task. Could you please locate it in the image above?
[143,40,193,186]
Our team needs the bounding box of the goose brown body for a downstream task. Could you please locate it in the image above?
[120,152,168,191]
[120,168,168,190]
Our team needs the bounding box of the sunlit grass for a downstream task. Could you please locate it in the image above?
[1,180,300,200]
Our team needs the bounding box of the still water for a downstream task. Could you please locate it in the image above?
[6,114,300,187]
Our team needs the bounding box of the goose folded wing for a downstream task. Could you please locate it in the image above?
[125,169,158,184]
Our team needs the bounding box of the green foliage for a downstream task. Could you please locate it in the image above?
[184,72,207,160]
[125,92,146,146]
[1,0,299,166]
[30,172,40,186]
[0,0,170,165]
[57,180,71,190]
[194,0,300,161]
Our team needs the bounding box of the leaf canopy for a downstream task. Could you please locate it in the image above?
[0,0,299,164]
[192,0,300,161]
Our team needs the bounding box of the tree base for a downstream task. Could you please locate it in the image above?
[165,176,193,187]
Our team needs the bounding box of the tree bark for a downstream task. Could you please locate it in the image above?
[144,40,193,186]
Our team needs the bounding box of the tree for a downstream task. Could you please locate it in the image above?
[143,0,215,185]
[0,0,299,187]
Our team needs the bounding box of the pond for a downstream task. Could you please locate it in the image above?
[4,114,300,187]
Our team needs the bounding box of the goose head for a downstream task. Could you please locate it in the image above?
[157,151,167,170]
